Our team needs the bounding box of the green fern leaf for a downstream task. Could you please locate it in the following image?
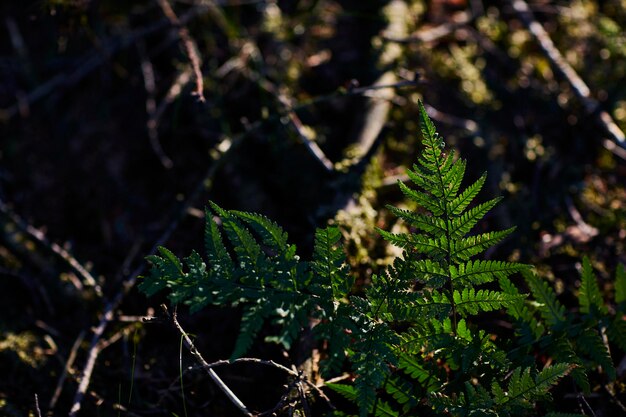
[451,228,516,262]
[608,317,626,351]
[230,302,268,360]
[311,226,352,300]
[231,210,289,251]
[204,206,234,274]
[448,173,487,216]
[579,257,606,315]
[409,259,449,287]
[397,179,444,216]
[578,328,616,380]
[447,197,501,238]
[384,376,418,412]
[385,204,446,236]
[139,247,184,296]
[523,270,566,328]
[452,260,529,287]
[454,288,524,316]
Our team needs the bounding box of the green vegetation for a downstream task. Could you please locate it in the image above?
[141,103,626,416]
[2,1,626,416]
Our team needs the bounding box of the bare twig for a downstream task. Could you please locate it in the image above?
[138,40,174,169]
[0,5,209,122]
[424,103,480,133]
[157,0,206,102]
[49,331,85,410]
[510,0,625,147]
[383,10,472,44]
[153,66,194,126]
[165,305,253,416]
[159,305,334,415]
[0,200,102,296]
[34,394,42,417]
[68,131,246,416]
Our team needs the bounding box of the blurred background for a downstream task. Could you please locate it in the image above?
[1,0,625,415]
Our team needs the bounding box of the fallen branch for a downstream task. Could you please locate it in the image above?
[165,305,253,416]
[68,132,246,416]
[138,40,174,169]
[49,331,85,410]
[510,0,625,147]
[157,0,206,102]
[0,200,102,296]
[156,304,334,415]
[0,5,209,122]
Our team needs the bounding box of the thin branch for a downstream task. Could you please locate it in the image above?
[0,5,209,122]
[0,200,102,296]
[165,305,253,416]
[34,394,42,417]
[68,131,246,416]
[159,305,334,415]
[510,0,625,146]
[49,331,85,410]
[138,40,174,169]
[382,10,472,44]
[157,0,206,102]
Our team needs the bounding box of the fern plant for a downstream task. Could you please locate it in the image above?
[501,258,626,396]
[140,101,583,416]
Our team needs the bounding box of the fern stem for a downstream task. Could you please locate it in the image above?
[432,148,457,335]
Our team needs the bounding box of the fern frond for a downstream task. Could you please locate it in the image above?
[397,180,444,216]
[351,322,398,416]
[377,229,446,258]
[549,337,589,393]
[410,259,449,287]
[451,228,516,262]
[452,260,529,287]
[204,206,234,274]
[523,270,566,328]
[384,376,418,413]
[493,364,571,409]
[577,328,616,380]
[579,257,607,315]
[231,210,289,251]
[311,226,352,300]
[385,204,446,237]
[447,197,502,238]
[140,247,184,297]
[454,288,524,316]
[448,173,487,215]
[231,301,268,360]
[608,317,626,351]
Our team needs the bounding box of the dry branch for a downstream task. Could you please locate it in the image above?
[165,305,253,416]
[157,305,334,415]
[0,5,209,122]
[68,132,247,416]
[510,0,625,147]
[157,0,206,102]
[0,200,102,296]
[138,40,174,169]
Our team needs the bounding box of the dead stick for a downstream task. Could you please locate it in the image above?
[138,40,174,169]
[49,331,85,410]
[0,5,209,122]
[67,132,246,416]
[0,200,102,296]
[510,0,625,145]
[157,0,205,102]
[166,305,253,416]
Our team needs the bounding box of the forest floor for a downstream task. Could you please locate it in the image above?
[1,0,626,415]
